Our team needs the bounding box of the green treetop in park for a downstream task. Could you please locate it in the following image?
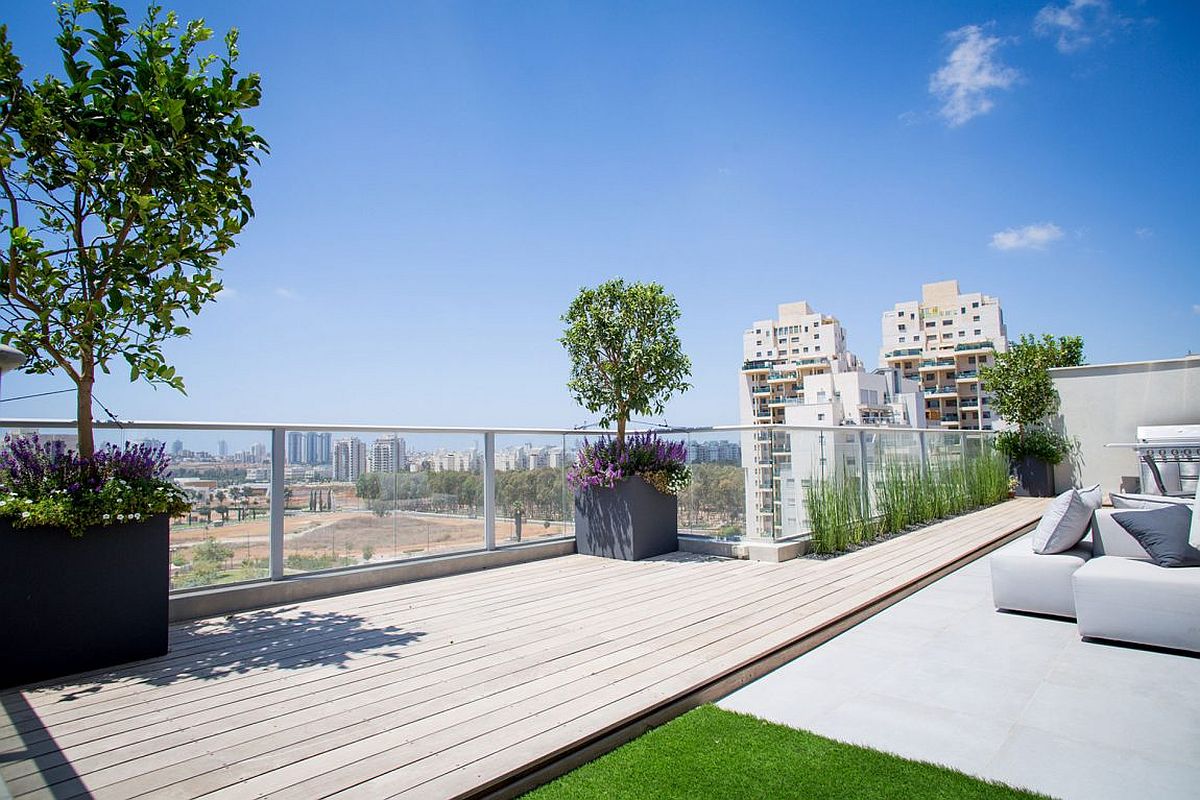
[0,0,267,456]
[560,279,692,446]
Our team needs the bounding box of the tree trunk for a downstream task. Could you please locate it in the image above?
[76,376,95,458]
[616,414,627,449]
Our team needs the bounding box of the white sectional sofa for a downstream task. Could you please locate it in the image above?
[990,489,1200,653]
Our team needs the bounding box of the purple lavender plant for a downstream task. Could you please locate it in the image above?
[0,434,189,535]
[567,431,690,495]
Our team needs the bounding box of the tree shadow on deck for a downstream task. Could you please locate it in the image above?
[43,606,426,699]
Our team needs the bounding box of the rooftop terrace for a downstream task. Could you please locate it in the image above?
[2,499,1045,799]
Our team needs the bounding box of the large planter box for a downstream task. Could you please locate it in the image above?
[574,476,678,560]
[0,514,169,689]
[1015,456,1056,497]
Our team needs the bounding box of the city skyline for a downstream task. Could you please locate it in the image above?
[1,1,1196,429]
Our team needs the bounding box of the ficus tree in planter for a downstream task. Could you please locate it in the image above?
[560,279,692,446]
[0,0,267,457]
[981,334,1083,492]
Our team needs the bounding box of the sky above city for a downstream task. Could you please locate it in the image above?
[2,0,1198,435]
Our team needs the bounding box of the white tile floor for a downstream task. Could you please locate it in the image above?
[719,534,1200,800]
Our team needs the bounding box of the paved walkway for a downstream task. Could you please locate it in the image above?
[720,532,1200,800]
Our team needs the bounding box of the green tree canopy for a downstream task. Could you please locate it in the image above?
[560,279,692,445]
[981,334,1084,464]
[0,0,266,455]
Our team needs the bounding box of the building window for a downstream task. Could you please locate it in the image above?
[972,301,979,308]
[813,333,820,339]
[974,329,982,335]
[942,319,953,326]
[817,413,825,421]
[973,315,980,322]
[968,356,976,364]
[814,346,821,352]
[898,336,906,342]
[958,331,965,337]
[898,324,907,331]
[925,321,936,328]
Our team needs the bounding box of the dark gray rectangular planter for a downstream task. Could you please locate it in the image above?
[1014,456,1055,497]
[574,476,678,560]
[0,514,169,689]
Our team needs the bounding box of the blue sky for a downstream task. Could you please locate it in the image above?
[2,0,1197,431]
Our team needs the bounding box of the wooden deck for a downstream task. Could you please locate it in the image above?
[0,498,1046,800]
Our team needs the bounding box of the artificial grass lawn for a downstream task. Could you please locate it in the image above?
[524,705,1050,800]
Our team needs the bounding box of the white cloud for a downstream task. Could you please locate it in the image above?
[1135,226,1154,239]
[1034,0,1130,53]
[1193,304,1200,316]
[216,286,239,300]
[274,287,300,301]
[930,25,1020,127]
[990,222,1065,251]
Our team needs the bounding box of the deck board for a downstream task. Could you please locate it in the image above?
[0,498,1046,800]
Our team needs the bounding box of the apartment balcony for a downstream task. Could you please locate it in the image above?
[883,347,923,359]
[923,385,958,397]
[751,385,772,395]
[959,397,980,407]
[956,370,979,381]
[954,339,994,353]
[741,359,773,371]
[918,359,956,373]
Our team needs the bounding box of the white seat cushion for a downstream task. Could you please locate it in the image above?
[1073,556,1200,653]
[991,543,1092,619]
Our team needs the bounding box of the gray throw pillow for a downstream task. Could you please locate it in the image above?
[1077,484,1102,511]
[1031,489,1094,555]
[1110,492,1192,510]
[1112,505,1200,567]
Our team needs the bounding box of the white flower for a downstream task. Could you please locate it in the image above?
[116,514,125,521]
[21,511,30,518]
[103,514,111,520]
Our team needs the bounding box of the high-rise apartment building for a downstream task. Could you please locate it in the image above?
[879,280,1008,430]
[333,437,367,482]
[286,431,307,465]
[738,301,863,539]
[306,432,332,465]
[368,435,407,473]
[218,440,228,458]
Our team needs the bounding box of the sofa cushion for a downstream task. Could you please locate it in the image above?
[1110,492,1193,510]
[1078,484,1103,510]
[1112,505,1200,568]
[1073,556,1200,653]
[1031,489,1094,555]
[991,544,1091,618]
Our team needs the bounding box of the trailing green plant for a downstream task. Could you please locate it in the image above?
[995,428,1069,465]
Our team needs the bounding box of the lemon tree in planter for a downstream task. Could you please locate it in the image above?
[0,0,266,687]
[560,279,692,560]
[980,334,1083,497]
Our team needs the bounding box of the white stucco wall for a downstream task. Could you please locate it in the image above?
[1050,357,1200,493]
